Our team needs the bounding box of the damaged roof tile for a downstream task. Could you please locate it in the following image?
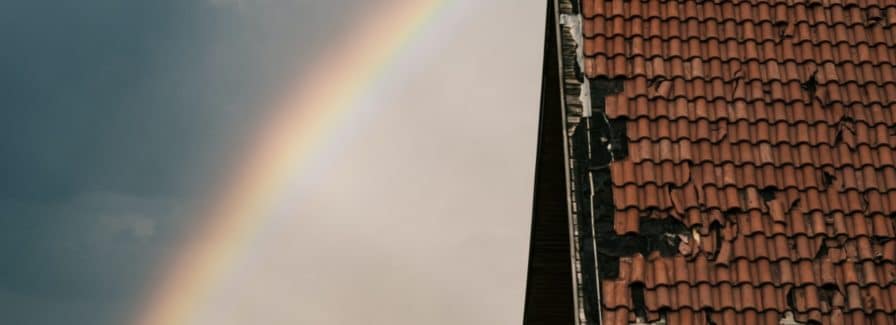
[583,0,896,324]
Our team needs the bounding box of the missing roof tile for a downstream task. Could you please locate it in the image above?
[759,186,779,202]
[815,240,830,259]
[819,283,842,310]
[774,21,790,39]
[786,287,797,311]
[821,171,837,189]
[703,308,717,325]
[598,255,620,279]
[596,216,690,269]
[800,71,818,97]
[630,282,647,320]
[708,220,723,261]
[608,118,629,161]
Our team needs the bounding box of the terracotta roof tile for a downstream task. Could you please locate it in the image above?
[586,0,896,323]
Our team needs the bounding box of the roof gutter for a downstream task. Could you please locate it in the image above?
[556,0,605,323]
[553,0,586,323]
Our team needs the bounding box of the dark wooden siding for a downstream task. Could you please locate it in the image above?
[522,1,576,324]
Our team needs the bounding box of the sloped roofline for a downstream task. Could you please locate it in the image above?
[522,0,578,324]
[523,1,587,324]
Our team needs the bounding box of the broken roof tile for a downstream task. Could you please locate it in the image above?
[585,0,896,323]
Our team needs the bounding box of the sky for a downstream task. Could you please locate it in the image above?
[0,1,545,324]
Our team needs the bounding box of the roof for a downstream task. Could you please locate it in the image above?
[580,0,896,324]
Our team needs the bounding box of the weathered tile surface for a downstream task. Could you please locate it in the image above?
[586,0,896,324]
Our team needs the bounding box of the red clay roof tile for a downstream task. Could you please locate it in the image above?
[587,0,896,323]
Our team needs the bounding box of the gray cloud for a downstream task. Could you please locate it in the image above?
[0,192,184,293]
[1,0,368,323]
[1,0,544,324]
[0,191,186,324]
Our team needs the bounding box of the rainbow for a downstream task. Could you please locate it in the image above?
[134,1,449,324]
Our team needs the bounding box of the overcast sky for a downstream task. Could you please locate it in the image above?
[0,1,545,324]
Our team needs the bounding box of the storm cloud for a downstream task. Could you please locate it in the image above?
[0,1,544,324]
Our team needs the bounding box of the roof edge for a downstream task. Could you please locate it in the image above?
[522,0,579,324]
